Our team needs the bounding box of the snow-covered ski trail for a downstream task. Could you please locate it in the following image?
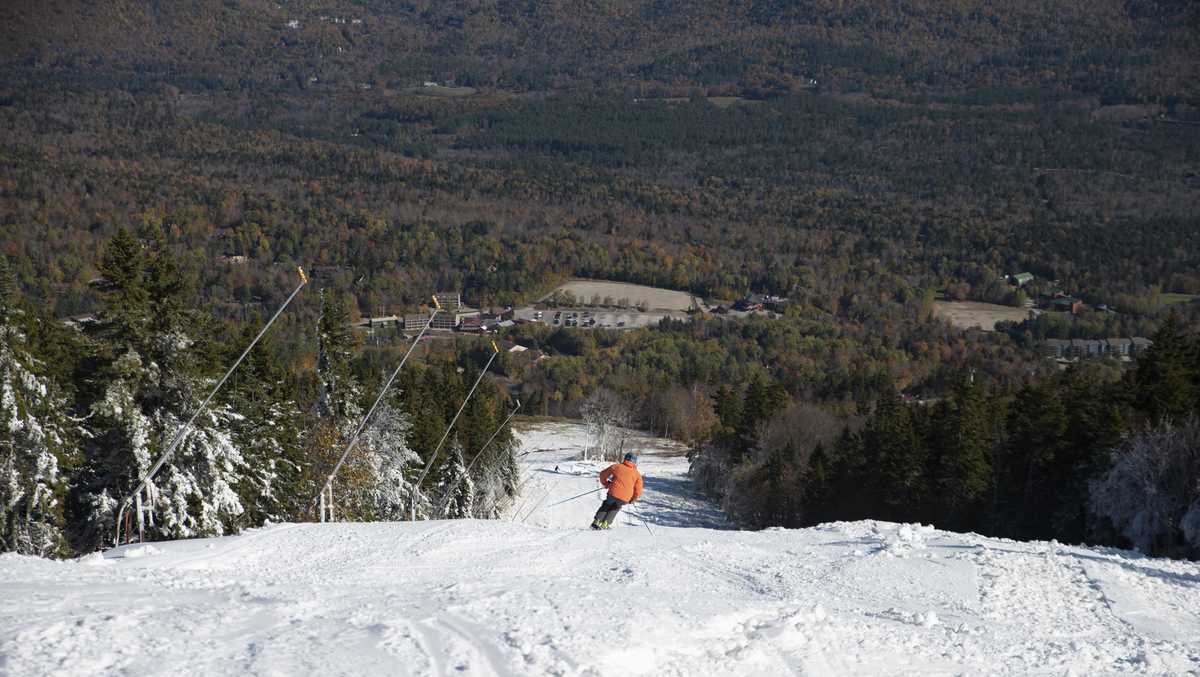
[1,421,1198,675]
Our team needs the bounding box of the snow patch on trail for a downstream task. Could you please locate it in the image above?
[1,422,1198,675]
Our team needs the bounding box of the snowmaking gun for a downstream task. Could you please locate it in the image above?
[114,266,309,547]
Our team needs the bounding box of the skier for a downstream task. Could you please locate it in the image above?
[590,452,643,530]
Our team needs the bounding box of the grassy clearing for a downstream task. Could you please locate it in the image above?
[543,279,697,311]
[1160,293,1200,306]
[934,301,1033,331]
[409,86,477,98]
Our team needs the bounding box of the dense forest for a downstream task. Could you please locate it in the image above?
[691,316,1200,559]
[2,1,1199,558]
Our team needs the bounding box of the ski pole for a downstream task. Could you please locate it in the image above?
[631,501,654,536]
[542,486,606,509]
[410,341,501,520]
[313,296,442,517]
[519,484,603,523]
[115,266,309,546]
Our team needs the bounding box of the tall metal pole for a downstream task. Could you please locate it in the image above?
[312,298,442,515]
[115,266,309,546]
[410,341,500,520]
[433,398,522,517]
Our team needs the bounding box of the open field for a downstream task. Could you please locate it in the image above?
[407,85,477,98]
[934,301,1035,331]
[1161,293,1200,306]
[543,279,698,311]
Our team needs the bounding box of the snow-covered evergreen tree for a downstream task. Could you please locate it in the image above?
[315,289,361,433]
[469,417,521,519]
[82,349,249,544]
[224,328,304,526]
[436,441,474,519]
[0,258,76,556]
[74,229,250,549]
[359,401,421,520]
[1089,417,1200,558]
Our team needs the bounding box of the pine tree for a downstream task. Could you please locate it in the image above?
[804,442,831,523]
[0,255,15,324]
[436,442,474,519]
[761,445,802,527]
[1134,314,1195,423]
[862,386,926,521]
[72,231,248,550]
[90,228,150,349]
[932,376,994,531]
[225,326,304,526]
[738,373,770,443]
[359,401,420,520]
[316,288,362,430]
[1052,367,1128,542]
[714,384,743,444]
[472,421,521,519]
[0,271,76,557]
[997,381,1068,539]
[826,427,870,520]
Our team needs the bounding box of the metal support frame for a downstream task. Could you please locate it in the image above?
[433,398,522,517]
[318,480,335,523]
[313,297,442,518]
[410,341,501,521]
[114,267,309,547]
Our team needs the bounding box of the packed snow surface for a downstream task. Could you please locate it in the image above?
[3,422,1200,675]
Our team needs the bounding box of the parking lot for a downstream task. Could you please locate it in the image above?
[513,307,688,329]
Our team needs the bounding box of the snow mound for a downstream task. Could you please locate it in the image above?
[120,544,163,559]
[882,523,935,557]
[77,552,112,567]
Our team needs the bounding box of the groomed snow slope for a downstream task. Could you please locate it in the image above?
[1,422,1198,676]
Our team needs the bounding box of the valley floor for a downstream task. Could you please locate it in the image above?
[1,423,1198,675]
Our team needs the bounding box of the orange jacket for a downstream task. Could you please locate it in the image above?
[600,460,643,503]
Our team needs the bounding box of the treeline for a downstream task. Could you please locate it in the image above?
[0,233,519,557]
[692,316,1200,559]
[501,306,1052,420]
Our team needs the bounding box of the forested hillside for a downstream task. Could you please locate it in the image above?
[1,1,1199,558]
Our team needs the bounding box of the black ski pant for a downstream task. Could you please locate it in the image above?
[592,496,627,526]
